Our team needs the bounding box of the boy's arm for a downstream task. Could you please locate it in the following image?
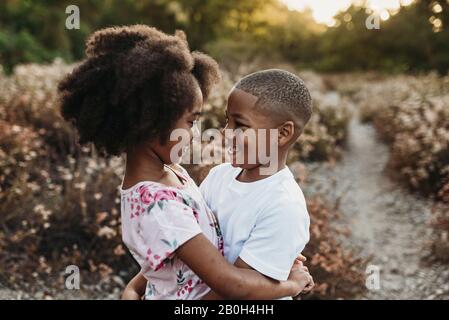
[122,272,146,300]
[236,200,310,281]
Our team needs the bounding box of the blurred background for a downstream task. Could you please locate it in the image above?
[1,0,449,73]
[0,0,448,299]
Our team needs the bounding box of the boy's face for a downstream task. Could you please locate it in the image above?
[224,88,279,170]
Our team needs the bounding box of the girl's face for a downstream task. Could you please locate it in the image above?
[152,85,203,164]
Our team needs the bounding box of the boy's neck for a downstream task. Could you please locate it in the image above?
[237,152,288,183]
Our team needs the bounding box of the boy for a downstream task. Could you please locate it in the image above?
[122,69,313,299]
[199,69,312,299]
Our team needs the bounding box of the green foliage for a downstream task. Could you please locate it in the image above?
[0,29,58,73]
[0,0,265,72]
[1,0,449,74]
[316,1,449,73]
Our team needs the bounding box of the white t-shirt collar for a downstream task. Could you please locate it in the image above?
[228,165,293,193]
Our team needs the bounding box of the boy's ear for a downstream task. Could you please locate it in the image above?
[277,121,296,147]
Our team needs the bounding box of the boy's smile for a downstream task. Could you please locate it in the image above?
[224,88,279,171]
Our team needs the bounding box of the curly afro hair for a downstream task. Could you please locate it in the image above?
[58,25,220,156]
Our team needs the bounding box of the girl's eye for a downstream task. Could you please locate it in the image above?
[235,122,247,128]
[190,120,200,136]
[189,120,200,131]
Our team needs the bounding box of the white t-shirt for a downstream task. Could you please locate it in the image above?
[199,163,310,281]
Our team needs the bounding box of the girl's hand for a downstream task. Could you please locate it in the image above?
[121,286,142,300]
[292,254,314,294]
[296,254,307,264]
[287,263,314,298]
[121,272,146,300]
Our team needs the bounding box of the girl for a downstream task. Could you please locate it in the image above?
[58,25,312,300]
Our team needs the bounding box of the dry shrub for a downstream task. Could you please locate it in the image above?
[0,61,137,292]
[289,71,352,162]
[292,94,351,162]
[376,95,449,197]
[356,75,449,198]
[429,181,449,262]
[429,203,449,263]
[302,197,366,299]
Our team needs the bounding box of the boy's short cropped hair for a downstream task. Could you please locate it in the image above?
[234,69,312,131]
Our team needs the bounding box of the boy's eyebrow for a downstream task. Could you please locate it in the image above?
[192,111,203,116]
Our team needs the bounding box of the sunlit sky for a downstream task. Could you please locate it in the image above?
[281,0,415,25]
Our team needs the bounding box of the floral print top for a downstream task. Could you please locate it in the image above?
[120,165,224,300]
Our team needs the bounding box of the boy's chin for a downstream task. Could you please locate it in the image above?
[230,162,242,168]
[230,161,259,170]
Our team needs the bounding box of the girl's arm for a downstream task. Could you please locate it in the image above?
[177,233,311,300]
[201,257,312,300]
[122,242,313,300]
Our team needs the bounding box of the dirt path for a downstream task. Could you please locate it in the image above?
[301,117,449,299]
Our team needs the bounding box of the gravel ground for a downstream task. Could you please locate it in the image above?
[0,282,122,300]
[300,117,449,300]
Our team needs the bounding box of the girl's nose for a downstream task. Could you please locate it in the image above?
[224,129,236,146]
[221,122,231,136]
[191,120,200,138]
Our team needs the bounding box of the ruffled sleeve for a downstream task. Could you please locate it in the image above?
[135,185,202,273]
